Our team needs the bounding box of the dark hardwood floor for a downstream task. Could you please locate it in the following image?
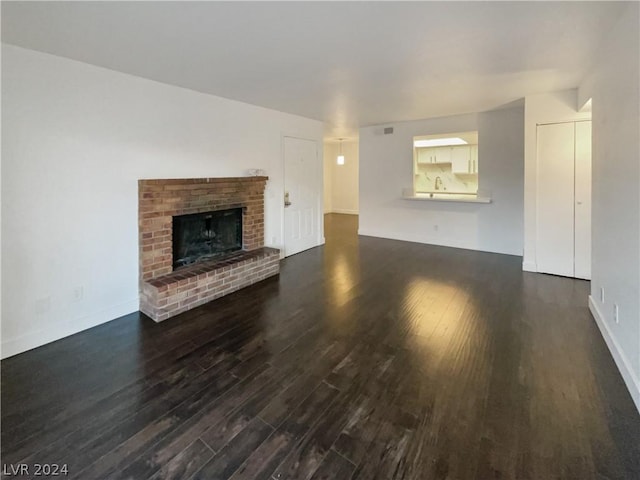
[2,213,639,479]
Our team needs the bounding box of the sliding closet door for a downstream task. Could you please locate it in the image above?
[574,121,592,279]
[536,122,576,277]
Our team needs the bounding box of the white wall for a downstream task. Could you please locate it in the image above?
[323,140,359,215]
[359,107,524,256]
[579,4,640,412]
[323,144,333,214]
[0,43,3,359]
[1,45,323,358]
[522,89,591,272]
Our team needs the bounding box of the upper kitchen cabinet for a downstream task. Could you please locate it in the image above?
[470,145,478,173]
[416,146,452,164]
[450,145,479,174]
[451,146,470,173]
[432,146,452,164]
[416,147,431,164]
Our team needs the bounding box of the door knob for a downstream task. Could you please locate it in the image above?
[284,191,292,207]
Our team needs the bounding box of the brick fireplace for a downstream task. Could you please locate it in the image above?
[138,177,280,322]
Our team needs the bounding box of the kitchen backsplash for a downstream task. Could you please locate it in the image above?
[415,163,477,193]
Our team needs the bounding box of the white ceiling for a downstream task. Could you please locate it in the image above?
[1,1,626,139]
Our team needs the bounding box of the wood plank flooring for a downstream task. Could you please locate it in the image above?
[2,213,639,479]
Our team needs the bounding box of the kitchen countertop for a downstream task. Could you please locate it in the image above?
[402,193,492,204]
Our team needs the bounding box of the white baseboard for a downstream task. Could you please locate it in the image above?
[522,260,537,272]
[357,228,520,257]
[358,228,410,242]
[357,228,469,252]
[1,299,139,359]
[329,209,359,215]
[589,295,640,413]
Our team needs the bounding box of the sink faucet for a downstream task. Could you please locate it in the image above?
[435,176,443,190]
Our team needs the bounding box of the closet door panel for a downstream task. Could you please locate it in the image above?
[536,122,575,277]
[574,121,592,279]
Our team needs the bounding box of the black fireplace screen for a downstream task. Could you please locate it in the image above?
[172,208,242,269]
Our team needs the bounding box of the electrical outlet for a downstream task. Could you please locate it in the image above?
[600,287,605,303]
[73,286,84,302]
[433,224,439,232]
[614,304,619,324]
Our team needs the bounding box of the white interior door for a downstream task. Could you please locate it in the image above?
[537,122,576,277]
[283,136,321,256]
[574,121,592,279]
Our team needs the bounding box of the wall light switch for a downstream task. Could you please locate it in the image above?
[614,304,619,324]
[600,287,605,303]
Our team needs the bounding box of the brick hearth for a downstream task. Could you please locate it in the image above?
[138,177,280,322]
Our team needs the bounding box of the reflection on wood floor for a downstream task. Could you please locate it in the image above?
[2,213,639,479]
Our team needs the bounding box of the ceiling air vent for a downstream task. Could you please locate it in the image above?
[384,127,394,135]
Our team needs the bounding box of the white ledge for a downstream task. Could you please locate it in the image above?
[402,194,492,204]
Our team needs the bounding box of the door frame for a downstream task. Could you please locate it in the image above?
[281,135,324,257]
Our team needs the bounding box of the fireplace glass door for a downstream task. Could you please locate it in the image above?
[172,208,242,268]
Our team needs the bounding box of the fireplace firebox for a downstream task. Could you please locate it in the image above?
[172,208,242,269]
